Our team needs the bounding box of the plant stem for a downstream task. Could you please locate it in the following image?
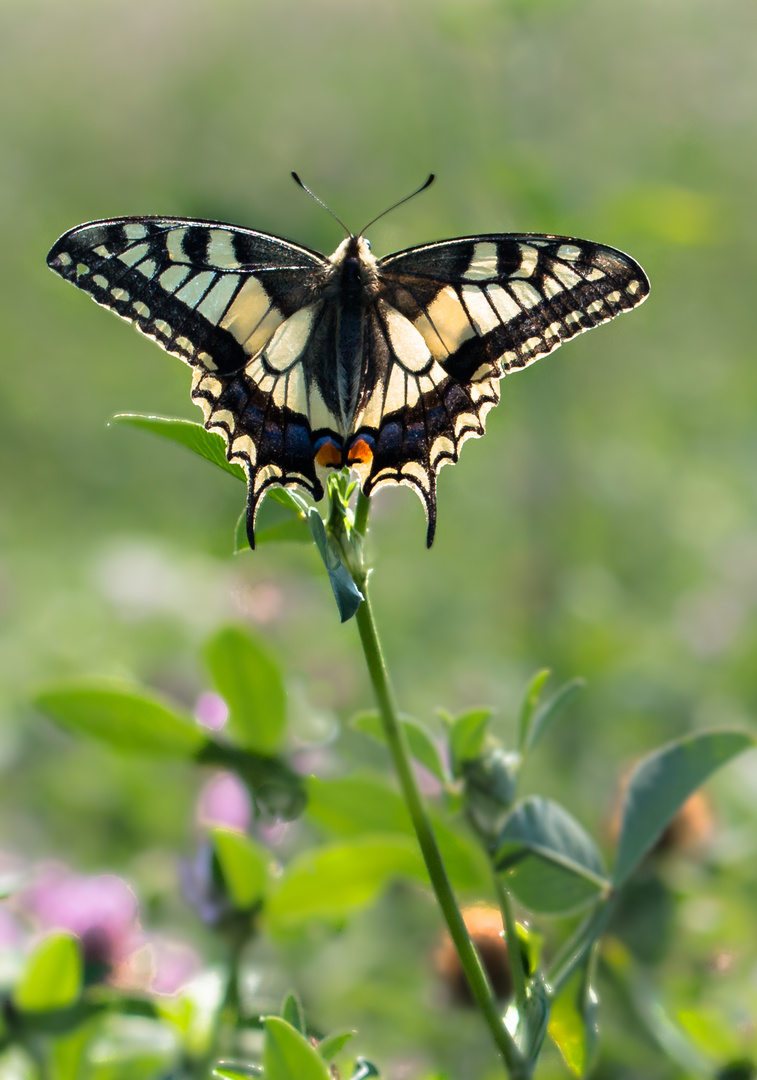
[351,538,527,1077]
[493,874,528,1011]
[546,898,615,998]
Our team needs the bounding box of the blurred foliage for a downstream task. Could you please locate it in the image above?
[2,0,757,1076]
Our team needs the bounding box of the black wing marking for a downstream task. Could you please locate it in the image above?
[378,234,650,384]
[47,217,331,545]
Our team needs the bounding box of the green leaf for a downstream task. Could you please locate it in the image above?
[212,829,269,909]
[613,729,755,887]
[14,933,82,1012]
[318,1031,354,1061]
[111,414,245,481]
[281,991,305,1034]
[35,681,205,758]
[523,678,585,757]
[548,960,599,1077]
[263,1016,331,1080]
[516,669,551,755]
[352,711,446,782]
[463,747,520,835]
[448,708,494,777]
[204,625,286,754]
[495,797,609,915]
[306,774,489,891]
[265,836,423,930]
[308,509,363,623]
[213,1068,263,1080]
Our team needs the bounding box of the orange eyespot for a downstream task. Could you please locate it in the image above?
[314,438,342,468]
[347,437,374,465]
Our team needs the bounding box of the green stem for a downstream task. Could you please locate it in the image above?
[546,897,615,998]
[493,874,528,1011]
[201,936,244,1075]
[352,561,527,1077]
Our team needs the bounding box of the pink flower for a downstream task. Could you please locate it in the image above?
[22,866,139,982]
[196,772,252,834]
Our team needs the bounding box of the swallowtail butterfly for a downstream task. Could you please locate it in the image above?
[47,178,649,546]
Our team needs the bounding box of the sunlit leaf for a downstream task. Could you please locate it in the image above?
[516,669,551,755]
[14,933,82,1012]
[613,729,754,887]
[548,959,599,1077]
[213,1068,263,1080]
[35,682,204,758]
[318,1031,354,1061]
[281,991,305,1034]
[448,708,494,777]
[111,414,245,481]
[308,509,363,622]
[204,625,286,754]
[495,797,609,915]
[306,774,489,891]
[352,711,447,782]
[212,829,269,909]
[266,836,423,929]
[263,1016,331,1080]
[522,678,585,757]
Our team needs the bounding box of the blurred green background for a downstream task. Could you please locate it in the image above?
[2,0,757,1075]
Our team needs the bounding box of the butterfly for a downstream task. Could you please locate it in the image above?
[47,177,649,547]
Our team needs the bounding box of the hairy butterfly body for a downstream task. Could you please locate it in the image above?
[47,206,649,546]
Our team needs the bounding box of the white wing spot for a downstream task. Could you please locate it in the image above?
[586,300,605,315]
[230,434,257,466]
[207,230,242,270]
[627,279,642,295]
[92,274,108,289]
[166,228,188,262]
[175,336,193,352]
[123,223,148,240]
[585,268,605,282]
[133,301,150,318]
[93,245,110,257]
[565,311,583,326]
[159,265,191,292]
[415,286,475,359]
[197,274,240,324]
[606,290,622,304]
[155,319,172,337]
[110,287,129,301]
[176,271,215,307]
[552,263,581,289]
[76,263,89,276]
[542,275,564,299]
[263,305,315,372]
[136,259,157,278]
[486,284,522,322]
[463,241,499,281]
[118,243,149,267]
[512,244,539,279]
[510,280,542,309]
[557,244,581,261]
[57,252,72,266]
[382,303,433,373]
[461,285,499,334]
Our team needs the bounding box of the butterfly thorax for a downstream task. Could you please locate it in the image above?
[323,235,380,432]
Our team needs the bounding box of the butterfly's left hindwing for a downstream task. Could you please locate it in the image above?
[47,216,336,542]
[48,217,649,548]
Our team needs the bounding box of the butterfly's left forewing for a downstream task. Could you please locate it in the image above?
[358,234,649,543]
[47,217,336,541]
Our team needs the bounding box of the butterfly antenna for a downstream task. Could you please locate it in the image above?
[358,174,435,236]
[292,172,350,236]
